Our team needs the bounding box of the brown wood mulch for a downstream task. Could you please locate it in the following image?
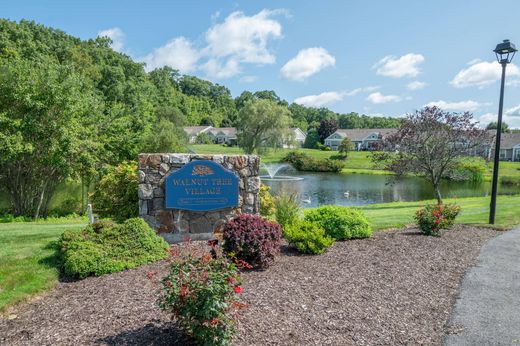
[0,225,498,346]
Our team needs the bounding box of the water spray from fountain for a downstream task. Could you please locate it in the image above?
[260,163,304,181]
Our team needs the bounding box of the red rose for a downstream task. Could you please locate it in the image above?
[234,286,242,294]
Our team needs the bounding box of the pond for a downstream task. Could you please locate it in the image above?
[261,168,520,208]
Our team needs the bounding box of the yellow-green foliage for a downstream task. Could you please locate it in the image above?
[90,161,138,222]
[59,218,169,278]
[259,184,275,218]
[304,205,372,240]
[284,220,335,254]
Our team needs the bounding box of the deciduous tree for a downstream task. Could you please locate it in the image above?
[236,99,291,154]
[373,107,488,204]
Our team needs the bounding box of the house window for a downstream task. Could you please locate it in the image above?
[500,149,507,159]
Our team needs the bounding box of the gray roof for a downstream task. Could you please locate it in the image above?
[183,126,212,136]
[328,128,397,142]
[209,127,237,137]
[499,133,520,149]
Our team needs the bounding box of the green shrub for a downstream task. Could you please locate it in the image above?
[283,151,344,172]
[50,197,82,217]
[90,161,138,222]
[157,242,242,346]
[304,205,372,240]
[259,184,275,218]
[414,203,461,236]
[274,193,301,229]
[59,218,169,278]
[195,132,214,144]
[501,176,520,186]
[450,158,486,182]
[284,220,335,254]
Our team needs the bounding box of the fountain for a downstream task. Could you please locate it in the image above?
[260,163,304,181]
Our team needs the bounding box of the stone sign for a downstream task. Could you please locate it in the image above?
[165,160,239,211]
[138,154,260,243]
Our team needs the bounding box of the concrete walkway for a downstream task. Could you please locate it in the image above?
[444,226,520,346]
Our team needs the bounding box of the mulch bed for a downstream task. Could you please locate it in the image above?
[0,225,498,345]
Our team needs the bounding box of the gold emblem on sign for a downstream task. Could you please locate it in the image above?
[192,165,214,176]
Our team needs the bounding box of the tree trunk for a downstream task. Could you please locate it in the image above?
[33,181,47,219]
[433,182,443,205]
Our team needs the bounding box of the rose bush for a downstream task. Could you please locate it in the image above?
[156,241,245,345]
[414,203,461,236]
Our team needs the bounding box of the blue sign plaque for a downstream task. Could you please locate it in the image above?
[165,160,239,211]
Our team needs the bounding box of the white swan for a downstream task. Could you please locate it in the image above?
[343,191,350,198]
[301,195,311,204]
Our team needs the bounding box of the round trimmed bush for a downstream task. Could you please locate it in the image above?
[283,220,335,255]
[222,214,282,269]
[59,218,169,278]
[304,205,371,240]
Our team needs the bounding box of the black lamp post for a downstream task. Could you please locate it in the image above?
[489,39,517,224]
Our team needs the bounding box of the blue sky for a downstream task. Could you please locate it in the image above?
[4,0,520,127]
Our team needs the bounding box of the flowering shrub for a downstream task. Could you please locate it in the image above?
[415,203,461,236]
[259,184,275,218]
[156,242,245,346]
[283,220,335,255]
[222,214,282,269]
[304,205,371,240]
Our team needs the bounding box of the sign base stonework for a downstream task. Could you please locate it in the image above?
[138,153,260,243]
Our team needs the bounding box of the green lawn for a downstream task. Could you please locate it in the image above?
[190,144,520,178]
[2,194,519,313]
[190,144,388,172]
[361,194,520,231]
[0,221,85,312]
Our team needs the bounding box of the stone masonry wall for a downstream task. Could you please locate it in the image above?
[138,153,260,243]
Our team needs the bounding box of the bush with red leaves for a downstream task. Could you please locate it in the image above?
[222,214,282,269]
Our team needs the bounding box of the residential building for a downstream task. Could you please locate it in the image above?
[183,126,212,144]
[492,132,520,161]
[208,127,237,145]
[324,128,397,151]
[283,128,307,148]
[184,126,306,147]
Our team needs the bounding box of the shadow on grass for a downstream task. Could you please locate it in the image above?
[38,241,78,283]
[96,322,193,346]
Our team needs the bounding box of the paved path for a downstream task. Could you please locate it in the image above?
[444,226,520,346]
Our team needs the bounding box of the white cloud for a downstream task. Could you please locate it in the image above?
[373,53,425,78]
[293,86,379,107]
[424,100,489,112]
[239,75,258,83]
[506,104,520,116]
[406,81,427,91]
[200,58,241,79]
[97,27,125,52]
[478,112,520,128]
[280,47,335,81]
[294,91,344,107]
[451,60,520,88]
[204,9,283,64]
[141,9,285,78]
[142,37,200,73]
[366,92,402,104]
[344,86,379,96]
